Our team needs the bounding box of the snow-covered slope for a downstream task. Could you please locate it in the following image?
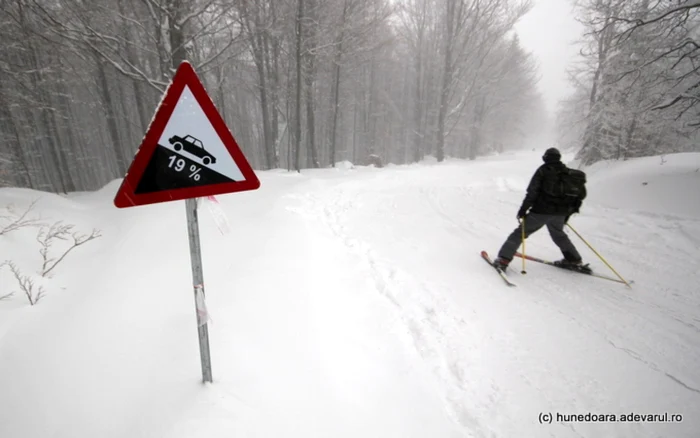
[582,152,700,217]
[1,150,698,438]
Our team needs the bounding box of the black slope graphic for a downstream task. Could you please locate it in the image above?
[135,144,236,194]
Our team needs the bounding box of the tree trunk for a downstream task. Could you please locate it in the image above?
[262,4,280,169]
[352,97,358,163]
[53,59,83,189]
[294,0,304,172]
[413,27,424,163]
[305,76,319,168]
[244,2,275,170]
[469,95,485,160]
[0,84,32,187]
[16,2,73,193]
[34,61,73,193]
[301,0,318,168]
[329,57,343,167]
[94,50,128,175]
[436,0,456,162]
[328,0,349,167]
[270,0,282,169]
[365,57,377,158]
[118,0,150,133]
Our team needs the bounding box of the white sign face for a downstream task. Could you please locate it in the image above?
[158,85,245,181]
[114,61,260,208]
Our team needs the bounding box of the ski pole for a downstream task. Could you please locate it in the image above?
[566,223,631,288]
[520,218,526,274]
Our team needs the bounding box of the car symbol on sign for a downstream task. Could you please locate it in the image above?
[169,135,217,165]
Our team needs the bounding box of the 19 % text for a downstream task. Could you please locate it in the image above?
[168,155,202,181]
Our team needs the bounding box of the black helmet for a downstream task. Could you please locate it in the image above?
[542,147,561,163]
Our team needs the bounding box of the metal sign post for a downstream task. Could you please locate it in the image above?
[113,62,259,383]
[186,197,213,383]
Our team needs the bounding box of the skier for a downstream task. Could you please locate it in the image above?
[493,147,586,272]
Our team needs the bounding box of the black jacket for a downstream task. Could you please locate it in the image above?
[520,161,583,216]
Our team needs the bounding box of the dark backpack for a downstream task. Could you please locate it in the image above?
[543,167,587,204]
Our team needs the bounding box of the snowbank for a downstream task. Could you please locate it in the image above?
[583,153,700,218]
[1,151,698,438]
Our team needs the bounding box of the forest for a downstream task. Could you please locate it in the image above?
[559,0,700,165]
[0,0,698,193]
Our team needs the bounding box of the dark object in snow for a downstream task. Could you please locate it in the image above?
[367,154,383,168]
[135,145,235,194]
[169,134,217,165]
[494,213,583,269]
[513,252,631,285]
[518,149,586,216]
[481,250,516,287]
[542,147,561,162]
[492,148,587,267]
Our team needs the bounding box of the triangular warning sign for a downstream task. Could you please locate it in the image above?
[114,61,260,208]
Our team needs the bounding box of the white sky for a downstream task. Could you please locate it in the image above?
[513,0,584,116]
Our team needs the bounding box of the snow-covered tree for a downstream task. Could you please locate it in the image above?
[559,0,700,165]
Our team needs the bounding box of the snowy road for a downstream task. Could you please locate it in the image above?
[285,152,700,437]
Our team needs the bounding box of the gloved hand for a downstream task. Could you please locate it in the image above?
[517,206,528,220]
[572,200,582,214]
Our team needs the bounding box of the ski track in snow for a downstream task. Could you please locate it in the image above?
[289,176,572,437]
[3,153,700,438]
[291,186,495,436]
[286,161,700,438]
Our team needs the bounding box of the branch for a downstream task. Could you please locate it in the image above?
[0,199,43,236]
[82,26,168,92]
[139,0,168,18]
[644,40,700,70]
[37,222,102,277]
[196,38,243,74]
[178,4,238,68]
[0,261,13,301]
[29,0,168,92]
[178,0,219,28]
[651,79,700,111]
[612,2,700,31]
[4,261,44,306]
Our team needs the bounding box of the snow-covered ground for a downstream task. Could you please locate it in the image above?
[1,150,699,438]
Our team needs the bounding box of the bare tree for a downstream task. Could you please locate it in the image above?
[0,200,43,236]
[1,215,101,305]
[0,0,546,192]
[37,222,102,277]
[294,0,304,172]
[3,261,45,305]
[237,0,283,170]
[562,0,700,165]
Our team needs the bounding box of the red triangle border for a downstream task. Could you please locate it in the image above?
[113,61,260,208]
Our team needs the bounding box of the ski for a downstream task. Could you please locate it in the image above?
[513,252,631,286]
[481,250,517,287]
